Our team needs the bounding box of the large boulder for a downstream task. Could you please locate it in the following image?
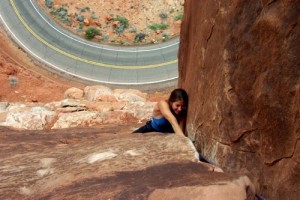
[4,107,55,130]
[83,85,117,102]
[178,0,300,199]
[114,89,148,102]
[0,126,255,199]
[63,87,84,99]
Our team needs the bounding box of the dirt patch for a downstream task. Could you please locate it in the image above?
[37,0,184,45]
[0,27,79,103]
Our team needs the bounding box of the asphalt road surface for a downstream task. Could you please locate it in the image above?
[0,0,179,88]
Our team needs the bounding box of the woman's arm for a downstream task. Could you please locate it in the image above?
[179,118,187,136]
[158,101,185,136]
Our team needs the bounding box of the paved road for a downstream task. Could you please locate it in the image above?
[0,0,179,87]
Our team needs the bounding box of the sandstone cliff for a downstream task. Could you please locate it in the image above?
[179,0,300,199]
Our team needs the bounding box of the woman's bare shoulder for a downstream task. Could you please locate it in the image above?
[157,100,168,106]
[153,100,168,116]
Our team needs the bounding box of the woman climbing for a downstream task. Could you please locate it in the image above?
[132,88,188,136]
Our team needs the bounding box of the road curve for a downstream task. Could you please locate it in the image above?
[0,0,179,87]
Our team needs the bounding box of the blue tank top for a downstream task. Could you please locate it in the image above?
[151,117,173,132]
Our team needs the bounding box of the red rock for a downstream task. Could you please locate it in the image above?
[0,126,255,199]
[178,0,300,199]
[83,18,90,26]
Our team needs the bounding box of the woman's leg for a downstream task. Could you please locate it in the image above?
[132,120,156,133]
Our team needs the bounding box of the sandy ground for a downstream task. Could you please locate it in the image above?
[36,0,184,45]
[0,27,78,103]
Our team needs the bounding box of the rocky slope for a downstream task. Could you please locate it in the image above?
[0,125,255,199]
[178,0,300,199]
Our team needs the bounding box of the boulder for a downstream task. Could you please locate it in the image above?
[123,101,156,121]
[83,85,117,102]
[114,89,148,102]
[0,101,9,113]
[63,87,84,99]
[4,107,55,130]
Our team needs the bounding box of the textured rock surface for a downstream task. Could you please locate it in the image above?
[178,0,300,199]
[0,86,152,130]
[0,126,255,199]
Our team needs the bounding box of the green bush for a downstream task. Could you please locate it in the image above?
[148,23,169,31]
[134,32,147,43]
[174,13,183,21]
[45,0,53,8]
[85,27,100,39]
[129,27,137,33]
[80,7,90,13]
[76,15,84,22]
[101,35,109,42]
[162,32,170,42]
[91,13,98,19]
[49,6,71,24]
[79,22,84,29]
[112,16,129,28]
[115,24,125,35]
[159,12,168,20]
[8,76,18,87]
[61,16,71,24]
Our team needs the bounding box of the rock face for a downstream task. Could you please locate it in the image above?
[178,0,300,199]
[0,126,255,199]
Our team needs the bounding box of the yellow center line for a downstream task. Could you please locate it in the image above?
[10,0,178,69]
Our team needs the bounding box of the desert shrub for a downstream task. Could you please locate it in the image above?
[162,32,170,42]
[49,6,71,24]
[129,27,137,33]
[174,13,183,21]
[61,16,71,24]
[115,24,126,35]
[79,22,84,29]
[76,15,84,22]
[148,23,169,31]
[101,35,109,42]
[57,7,67,17]
[118,40,125,45]
[159,12,168,20]
[112,16,129,28]
[45,0,53,8]
[112,16,129,35]
[80,7,90,13]
[85,27,100,39]
[8,76,18,87]
[49,6,67,16]
[91,13,98,19]
[134,32,146,43]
